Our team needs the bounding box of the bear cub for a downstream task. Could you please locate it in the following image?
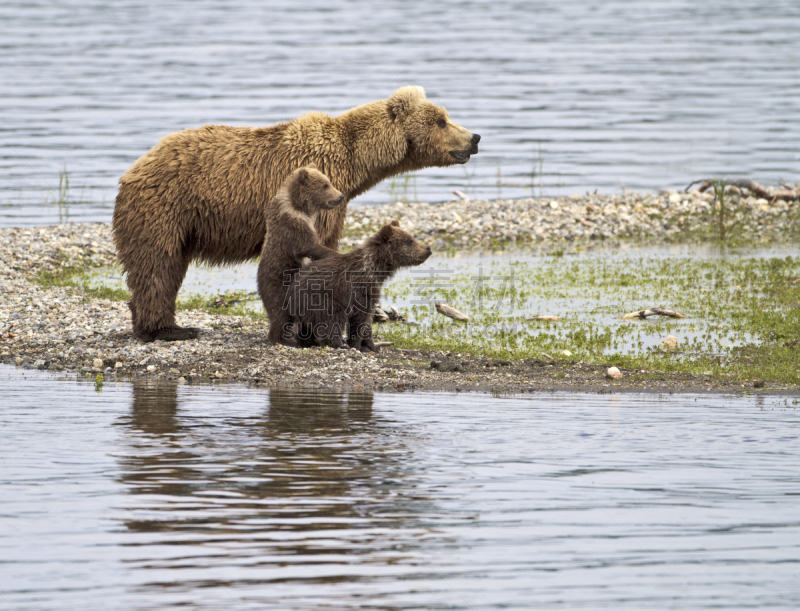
[287,221,432,352]
[257,167,344,346]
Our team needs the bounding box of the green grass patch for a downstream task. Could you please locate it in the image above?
[377,250,800,385]
[177,291,267,318]
[35,264,131,302]
[35,260,265,318]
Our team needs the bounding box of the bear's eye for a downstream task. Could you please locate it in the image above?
[437,119,447,129]
[323,184,329,189]
[406,238,413,245]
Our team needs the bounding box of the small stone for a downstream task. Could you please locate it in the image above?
[549,201,559,209]
[92,358,103,369]
[560,350,572,357]
[659,335,679,352]
[15,357,22,366]
[753,379,765,389]
[169,368,180,375]
[114,362,123,369]
[146,364,156,372]
[668,192,681,203]
[606,366,622,380]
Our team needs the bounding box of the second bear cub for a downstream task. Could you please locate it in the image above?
[287,221,432,352]
[257,167,344,345]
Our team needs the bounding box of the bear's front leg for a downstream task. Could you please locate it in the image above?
[318,317,347,349]
[125,248,199,342]
[268,310,298,346]
[347,313,376,352]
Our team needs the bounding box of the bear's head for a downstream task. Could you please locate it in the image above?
[388,86,480,168]
[287,166,345,216]
[374,220,432,269]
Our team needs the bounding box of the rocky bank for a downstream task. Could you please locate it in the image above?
[1,190,798,394]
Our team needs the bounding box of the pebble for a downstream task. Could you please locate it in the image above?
[659,335,679,352]
[606,366,622,380]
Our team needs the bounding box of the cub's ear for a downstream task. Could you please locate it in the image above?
[390,220,400,227]
[388,86,426,120]
[377,223,395,242]
[295,167,309,184]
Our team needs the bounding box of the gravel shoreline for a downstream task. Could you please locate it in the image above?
[1,190,798,395]
[340,188,798,249]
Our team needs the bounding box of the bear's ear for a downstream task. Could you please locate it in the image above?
[388,86,426,121]
[378,223,395,242]
[390,220,400,227]
[304,163,317,171]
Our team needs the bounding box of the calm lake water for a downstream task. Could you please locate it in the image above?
[2,0,799,226]
[1,365,799,610]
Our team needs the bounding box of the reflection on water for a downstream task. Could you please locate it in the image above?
[1,366,799,610]
[114,381,443,604]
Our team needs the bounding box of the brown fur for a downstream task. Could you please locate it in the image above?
[256,167,343,346]
[112,86,479,342]
[287,221,432,352]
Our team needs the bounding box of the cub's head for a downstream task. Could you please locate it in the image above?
[287,166,345,216]
[375,220,432,269]
[387,86,480,168]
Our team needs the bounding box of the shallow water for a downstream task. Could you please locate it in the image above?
[2,0,799,226]
[1,365,799,609]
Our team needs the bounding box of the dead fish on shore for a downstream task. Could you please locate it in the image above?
[374,306,407,323]
[435,301,470,322]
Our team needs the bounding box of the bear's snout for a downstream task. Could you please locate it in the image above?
[327,193,346,208]
[416,244,433,264]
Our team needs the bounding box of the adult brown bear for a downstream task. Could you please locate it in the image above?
[112,86,479,342]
